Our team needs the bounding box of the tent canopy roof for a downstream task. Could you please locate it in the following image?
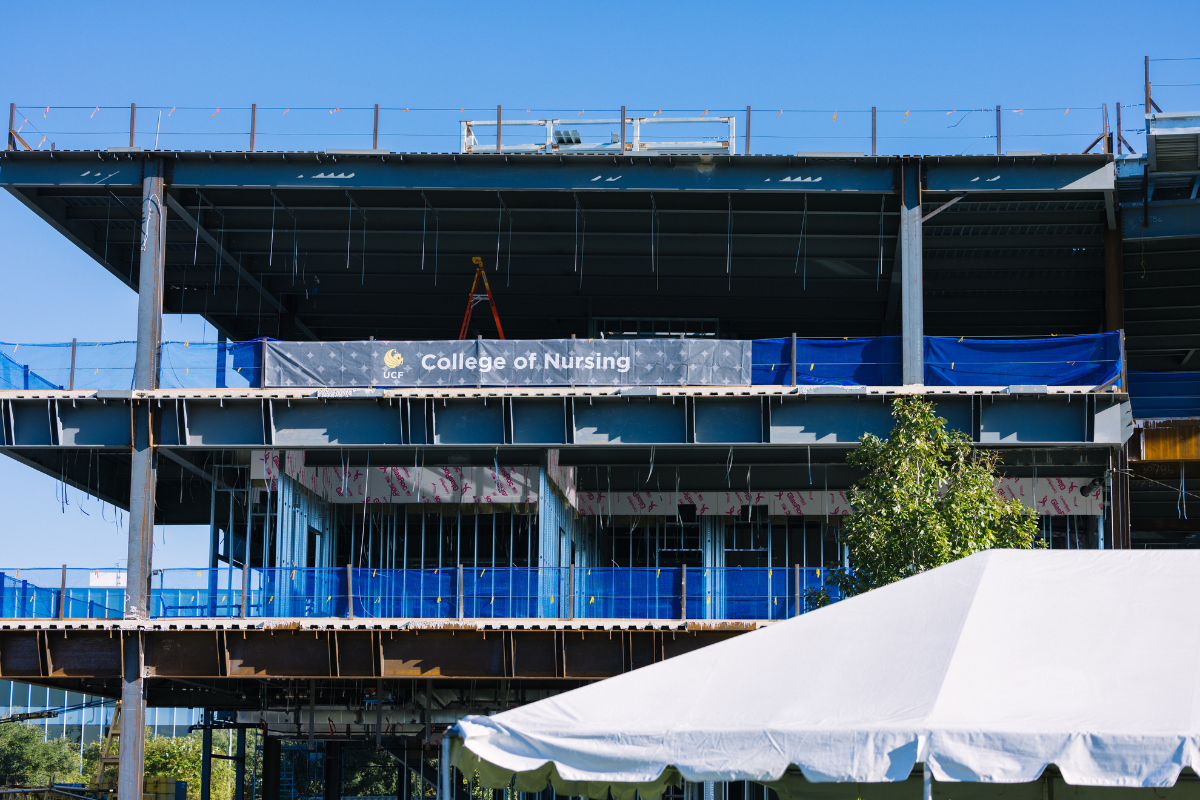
[453,551,1200,796]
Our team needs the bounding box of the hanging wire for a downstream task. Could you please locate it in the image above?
[794,194,808,288]
[726,194,733,290]
[573,192,587,288]
[345,194,353,270]
[419,191,440,285]
[876,194,885,291]
[492,191,506,281]
[420,195,428,270]
[652,194,663,289]
[268,194,277,267]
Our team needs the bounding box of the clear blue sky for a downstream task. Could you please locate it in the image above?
[2,0,1197,569]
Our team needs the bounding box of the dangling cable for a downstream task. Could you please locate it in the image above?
[794,194,808,291]
[345,194,353,270]
[726,194,733,291]
[420,195,428,271]
[650,193,661,290]
[876,194,885,291]
[573,192,587,288]
[269,194,277,268]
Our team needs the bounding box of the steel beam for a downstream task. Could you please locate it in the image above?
[0,627,747,680]
[0,151,892,194]
[925,159,1115,193]
[0,389,1135,451]
[1121,201,1200,241]
[900,159,923,385]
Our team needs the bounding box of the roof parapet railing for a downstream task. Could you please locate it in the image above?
[460,115,737,155]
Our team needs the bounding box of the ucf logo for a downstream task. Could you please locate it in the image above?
[383,349,404,368]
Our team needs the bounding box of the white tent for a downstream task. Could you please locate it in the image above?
[451,551,1200,799]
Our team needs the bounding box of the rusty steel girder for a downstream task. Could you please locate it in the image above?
[0,627,747,681]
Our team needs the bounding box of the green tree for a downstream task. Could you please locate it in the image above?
[817,395,1039,603]
[0,723,81,786]
[84,731,238,800]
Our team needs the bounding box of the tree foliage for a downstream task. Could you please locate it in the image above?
[0,723,81,786]
[84,731,240,800]
[821,395,1039,601]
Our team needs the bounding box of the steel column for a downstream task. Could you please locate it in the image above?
[745,106,751,155]
[117,632,147,800]
[130,104,136,149]
[133,162,166,392]
[871,107,877,156]
[250,104,257,152]
[1104,223,1123,331]
[900,159,924,385]
[201,719,213,800]
[323,741,342,800]
[127,161,166,620]
[263,737,281,800]
[235,728,246,800]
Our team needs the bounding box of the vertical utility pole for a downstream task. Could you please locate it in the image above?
[995,105,1001,155]
[250,104,257,152]
[745,106,751,155]
[373,104,380,150]
[69,338,77,390]
[620,105,625,154]
[130,103,136,148]
[496,104,502,154]
[871,106,877,156]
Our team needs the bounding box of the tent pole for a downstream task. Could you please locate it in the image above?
[924,766,932,800]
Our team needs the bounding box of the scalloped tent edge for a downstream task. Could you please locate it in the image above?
[449,551,1200,795]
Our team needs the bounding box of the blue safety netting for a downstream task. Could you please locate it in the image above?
[0,341,264,390]
[0,349,60,390]
[0,335,1123,391]
[159,340,263,389]
[0,341,135,390]
[924,332,1121,387]
[1128,371,1200,419]
[752,337,902,386]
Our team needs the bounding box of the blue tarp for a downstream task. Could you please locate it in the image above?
[924,333,1120,387]
[1128,371,1200,419]
[752,336,902,386]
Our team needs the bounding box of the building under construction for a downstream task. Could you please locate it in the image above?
[2,72,1199,800]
